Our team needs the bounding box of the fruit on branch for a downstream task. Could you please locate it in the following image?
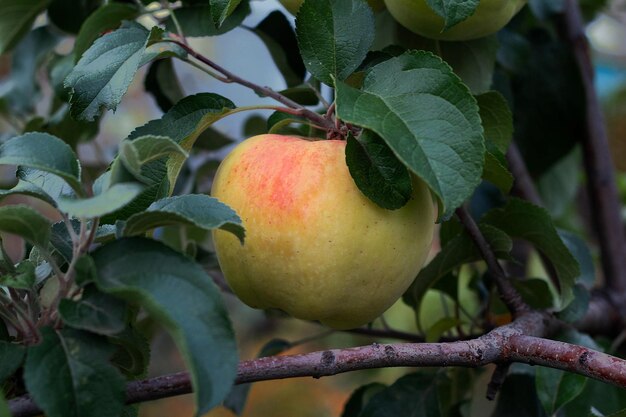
[384,0,526,41]
[279,0,385,15]
[211,134,435,329]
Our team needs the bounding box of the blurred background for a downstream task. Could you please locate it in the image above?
[2,0,626,416]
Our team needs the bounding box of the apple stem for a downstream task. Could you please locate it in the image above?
[163,38,344,138]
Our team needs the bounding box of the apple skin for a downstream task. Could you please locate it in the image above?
[384,0,526,41]
[211,134,435,329]
[279,0,385,15]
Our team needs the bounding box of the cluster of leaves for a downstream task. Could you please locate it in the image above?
[0,0,622,416]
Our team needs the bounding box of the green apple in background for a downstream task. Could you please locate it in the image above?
[211,134,435,330]
[279,0,386,15]
[384,0,526,41]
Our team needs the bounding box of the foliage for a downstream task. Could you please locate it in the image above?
[0,0,622,416]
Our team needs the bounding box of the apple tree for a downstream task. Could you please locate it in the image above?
[0,0,625,416]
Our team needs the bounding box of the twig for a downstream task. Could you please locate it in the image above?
[163,39,338,135]
[455,207,529,317]
[486,363,510,400]
[559,0,626,298]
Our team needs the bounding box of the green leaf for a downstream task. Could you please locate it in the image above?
[360,372,441,417]
[109,325,150,378]
[0,260,36,289]
[491,374,546,417]
[513,278,555,310]
[441,36,498,95]
[23,327,126,417]
[253,11,306,88]
[65,22,151,121]
[536,367,587,415]
[0,132,81,192]
[0,390,10,417]
[425,0,479,30]
[0,341,26,382]
[0,205,51,248]
[537,147,581,217]
[73,3,140,61]
[403,223,511,310]
[46,0,101,34]
[57,183,145,218]
[209,0,242,27]
[123,194,245,243]
[559,230,595,287]
[127,93,237,195]
[0,0,50,54]
[425,317,461,343]
[92,238,238,414]
[118,135,188,181]
[345,130,413,210]
[557,284,590,323]
[144,59,185,112]
[341,383,387,417]
[164,2,250,37]
[336,51,484,218]
[482,198,580,304]
[0,167,75,208]
[483,146,513,194]
[476,91,513,154]
[296,0,375,86]
[59,285,127,336]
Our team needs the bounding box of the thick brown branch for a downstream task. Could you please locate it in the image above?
[559,0,626,297]
[455,207,529,316]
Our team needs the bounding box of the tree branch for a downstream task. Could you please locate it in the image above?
[12,311,626,417]
[559,0,626,298]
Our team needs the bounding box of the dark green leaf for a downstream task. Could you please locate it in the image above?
[0,341,25,382]
[425,317,461,343]
[0,26,62,115]
[209,0,242,27]
[278,86,320,106]
[0,205,51,248]
[342,383,387,417]
[491,374,546,417]
[0,0,50,54]
[482,198,580,304]
[557,284,590,323]
[73,2,140,61]
[296,0,375,86]
[253,11,305,88]
[425,0,479,30]
[92,238,238,413]
[336,51,484,218]
[360,372,441,417]
[118,135,188,181]
[536,367,587,415]
[49,219,79,263]
[0,132,81,191]
[537,147,581,218]
[123,194,245,243]
[0,390,9,417]
[47,0,100,34]
[65,22,151,121]
[57,183,145,218]
[0,167,73,208]
[559,230,595,288]
[477,91,513,154]
[144,59,185,112]
[512,278,554,310]
[483,147,513,194]
[164,2,250,37]
[59,285,127,335]
[403,223,511,310]
[441,36,498,95]
[0,260,36,289]
[345,130,413,210]
[23,327,125,417]
[109,325,150,378]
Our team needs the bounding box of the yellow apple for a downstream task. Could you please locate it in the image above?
[279,0,386,15]
[211,134,435,329]
[384,0,526,41]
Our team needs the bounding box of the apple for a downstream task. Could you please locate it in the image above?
[279,0,385,15]
[211,134,435,329]
[384,0,526,41]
